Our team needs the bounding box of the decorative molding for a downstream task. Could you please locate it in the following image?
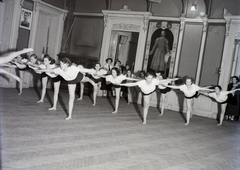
[63,12,67,21]
[202,17,208,32]
[103,15,108,28]
[225,20,231,36]
[235,39,240,44]
[20,0,24,7]
[33,1,39,12]
[156,21,172,30]
[112,23,141,31]
[235,32,240,39]
[143,16,149,31]
[180,17,185,31]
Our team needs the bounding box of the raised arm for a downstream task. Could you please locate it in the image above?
[0,48,33,64]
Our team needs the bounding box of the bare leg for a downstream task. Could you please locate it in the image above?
[127,87,132,104]
[65,84,76,120]
[37,76,48,103]
[92,83,98,105]
[102,90,107,97]
[49,81,60,110]
[112,87,121,114]
[217,103,227,126]
[142,95,150,124]
[159,94,166,116]
[185,98,193,125]
[18,70,24,95]
[86,78,97,105]
[77,82,84,100]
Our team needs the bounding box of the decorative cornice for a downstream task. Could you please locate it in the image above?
[112,23,141,31]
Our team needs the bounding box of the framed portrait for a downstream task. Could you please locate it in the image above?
[20,8,32,30]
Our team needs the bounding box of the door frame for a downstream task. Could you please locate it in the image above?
[29,0,68,60]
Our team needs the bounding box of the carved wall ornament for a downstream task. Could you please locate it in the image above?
[119,5,131,11]
[20,0,24,7]
[235,34,240,40]
[103,15,108,28]
[63,12,67,21]
[223,8,232,17]
[156,21,172,30]
[34,1,39,12]
[225,20,231,36]
[143,17,149,31]
[202,18,208,32]
[112,23,141,31]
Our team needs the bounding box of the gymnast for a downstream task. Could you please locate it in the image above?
[78,62,107,105]
[125,69,136,104]
[31,54,63,110]
[38,57,95,120]
[103,67,137,114]
[120,72,178,124]
[167,76,212,125]
[0,48,33,94]
[155,71,172,116]
[200,85,240,126]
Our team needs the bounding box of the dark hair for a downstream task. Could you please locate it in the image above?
[59,57,72,66]
[95,62,101,67]
[214,85,222,91]
[105,58,113,63]
[139,70,146,78]
[183,76,194,84]
[111,67,120,76]
[232,76,239,82]
[30,54,38,59]
[43,54,55,64]
[145,72,155,78]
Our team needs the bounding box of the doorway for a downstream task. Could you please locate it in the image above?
[108,31,139,69]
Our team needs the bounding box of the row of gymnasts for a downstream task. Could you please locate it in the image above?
[1,49,239,125]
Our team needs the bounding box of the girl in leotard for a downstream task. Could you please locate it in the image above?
[103,67,137,114]
[120,72,178,124]
[78,62,107,105]
[155,71,172,116]
[167,76,212,125]
[200,85,240,126]
[38,57,95,120]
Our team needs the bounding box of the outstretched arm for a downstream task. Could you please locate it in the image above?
[0,48,33,64]
[167,84,181,90]
[227,88,240,94]
[120,82,138,87]
[199,86,214,92]
[125,77,139,81]
[159,78,179,85]
[0,63,17,68]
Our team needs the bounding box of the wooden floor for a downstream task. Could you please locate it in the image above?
[1,88,240,170]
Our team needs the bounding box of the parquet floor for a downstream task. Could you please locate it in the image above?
[1,88,240,170]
